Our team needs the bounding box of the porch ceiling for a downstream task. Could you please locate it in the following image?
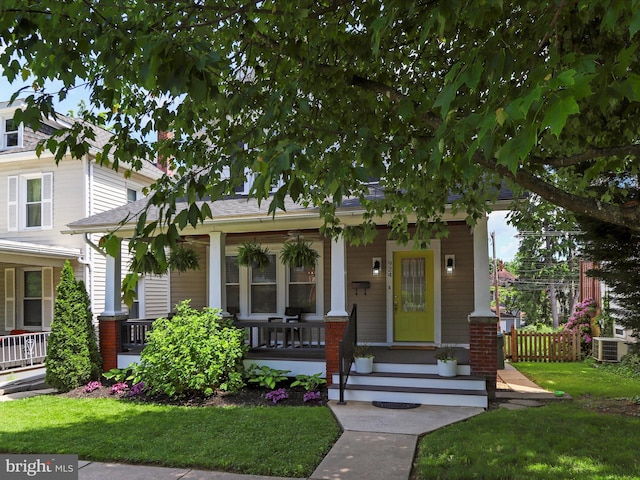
[0,239,81,266]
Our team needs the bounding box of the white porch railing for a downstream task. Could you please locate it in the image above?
[0,332,50,370]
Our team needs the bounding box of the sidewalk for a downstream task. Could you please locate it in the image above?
[2,364,559,480]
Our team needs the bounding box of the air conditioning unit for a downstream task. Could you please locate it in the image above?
[592,337,629,362]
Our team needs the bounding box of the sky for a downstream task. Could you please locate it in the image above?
[1,77,522,260]
[487,210,519,261]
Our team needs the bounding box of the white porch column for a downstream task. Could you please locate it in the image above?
[101,239,124,317]
[327,235,349,317]
[208,232,228,313]
[470,216,496,318]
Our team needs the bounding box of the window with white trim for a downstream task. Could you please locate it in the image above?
[1,117,21,149]
[23,269,43,327]
[227,243,323,319]
[250,253,278,314]
[127,188,138,203]
[225,255,240,313]
[7,173,53,231]
[288,266,317,313]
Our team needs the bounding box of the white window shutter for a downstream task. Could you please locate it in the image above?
[5,268,16,330]
[7,175,18,231]
[41,172,53,229]
[42,267,54,330]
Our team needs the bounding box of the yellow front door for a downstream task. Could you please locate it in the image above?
[393,250,434,342]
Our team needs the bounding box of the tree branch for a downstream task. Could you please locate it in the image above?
[475,153,640,229]
[533,144,640,167]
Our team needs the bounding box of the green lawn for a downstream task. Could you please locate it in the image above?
[413,361,640,480]
[0,396,340,478]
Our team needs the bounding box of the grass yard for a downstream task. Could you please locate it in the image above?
[0,395,340,478]
[413,360,640,480]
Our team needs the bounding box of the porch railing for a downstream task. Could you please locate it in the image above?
[337,304,357,405]
[0,332,50,370]
[234,320,326,349]
[121,319,155,351]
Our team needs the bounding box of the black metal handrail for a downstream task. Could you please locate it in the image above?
[337,304,357,405]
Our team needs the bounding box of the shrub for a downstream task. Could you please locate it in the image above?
[564,298,596,356]
[246,364,291,389]
[136,301,247,398]
[45,261,102,392]
[290,373,326,392]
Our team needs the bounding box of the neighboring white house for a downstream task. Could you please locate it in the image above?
[0,100,169,334]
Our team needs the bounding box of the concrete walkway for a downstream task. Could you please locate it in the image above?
[1,364,559,480]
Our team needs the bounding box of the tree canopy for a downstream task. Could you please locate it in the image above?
[2,1,640,270]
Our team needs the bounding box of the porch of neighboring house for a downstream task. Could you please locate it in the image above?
[0,331,49,387]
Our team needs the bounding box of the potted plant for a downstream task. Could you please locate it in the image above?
[237,241,271,270]
[435,345,458,377]
[280,239,319,269]
[353,344,374,374]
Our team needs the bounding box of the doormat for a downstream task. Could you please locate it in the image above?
[372,401,420,409]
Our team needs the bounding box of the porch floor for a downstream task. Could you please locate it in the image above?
[243,346,470,364]
[370,346,470,365]
[121,345,470,364]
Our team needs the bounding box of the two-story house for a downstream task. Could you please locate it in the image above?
[0,100,168,335]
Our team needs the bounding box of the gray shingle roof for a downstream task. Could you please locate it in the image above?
[66,183,516,233]
[0,111,112,155]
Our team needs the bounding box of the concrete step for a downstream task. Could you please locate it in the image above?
[329,362,488,408]
[372,362,471,376]
[328,383,488,408]
[0,373,48,395]
[333,371,486,391]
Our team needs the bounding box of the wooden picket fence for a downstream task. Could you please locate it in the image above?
[505,325,580,362]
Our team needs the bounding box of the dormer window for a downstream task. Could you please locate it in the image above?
[2,117,22,149]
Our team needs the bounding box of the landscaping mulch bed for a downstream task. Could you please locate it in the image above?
[61,382,328,408]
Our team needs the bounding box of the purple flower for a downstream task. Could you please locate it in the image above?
[265,388,289,404]
[84,381,102,393]
[110,382,128,395]
[303,391,322,404]
[129,382,145,397]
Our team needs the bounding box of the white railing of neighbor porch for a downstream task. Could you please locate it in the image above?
[0,332,50,370]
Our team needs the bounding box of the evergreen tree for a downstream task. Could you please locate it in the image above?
[78,279,102,379]
[45,261,101,391]
[577,217,640,339]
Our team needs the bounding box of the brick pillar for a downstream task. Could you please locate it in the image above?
[98,315,127,372]
[468,315,499,398]
[324,316,349,386]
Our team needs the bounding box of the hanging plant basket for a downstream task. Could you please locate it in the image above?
[280,239,319,268]
[237,242,271,270]
[168,245,200,272]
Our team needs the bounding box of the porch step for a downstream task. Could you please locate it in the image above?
[343,371,486,391]
[373,362,471,376]
[328,365,488,408]
[328,383,488,408]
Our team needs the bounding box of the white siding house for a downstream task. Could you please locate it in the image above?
[0,100,168,334]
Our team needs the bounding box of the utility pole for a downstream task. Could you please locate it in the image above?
[491,231,501,325]
[544,222,559,328]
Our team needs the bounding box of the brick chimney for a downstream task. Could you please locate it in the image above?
[156,130,174,175]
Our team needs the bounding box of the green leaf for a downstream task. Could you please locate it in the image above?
[495,107,507,126]
[542,96,580,138]
[434,84,457,118]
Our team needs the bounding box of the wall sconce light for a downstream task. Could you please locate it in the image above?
[445,255,455,274]
[372,257,382,276]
